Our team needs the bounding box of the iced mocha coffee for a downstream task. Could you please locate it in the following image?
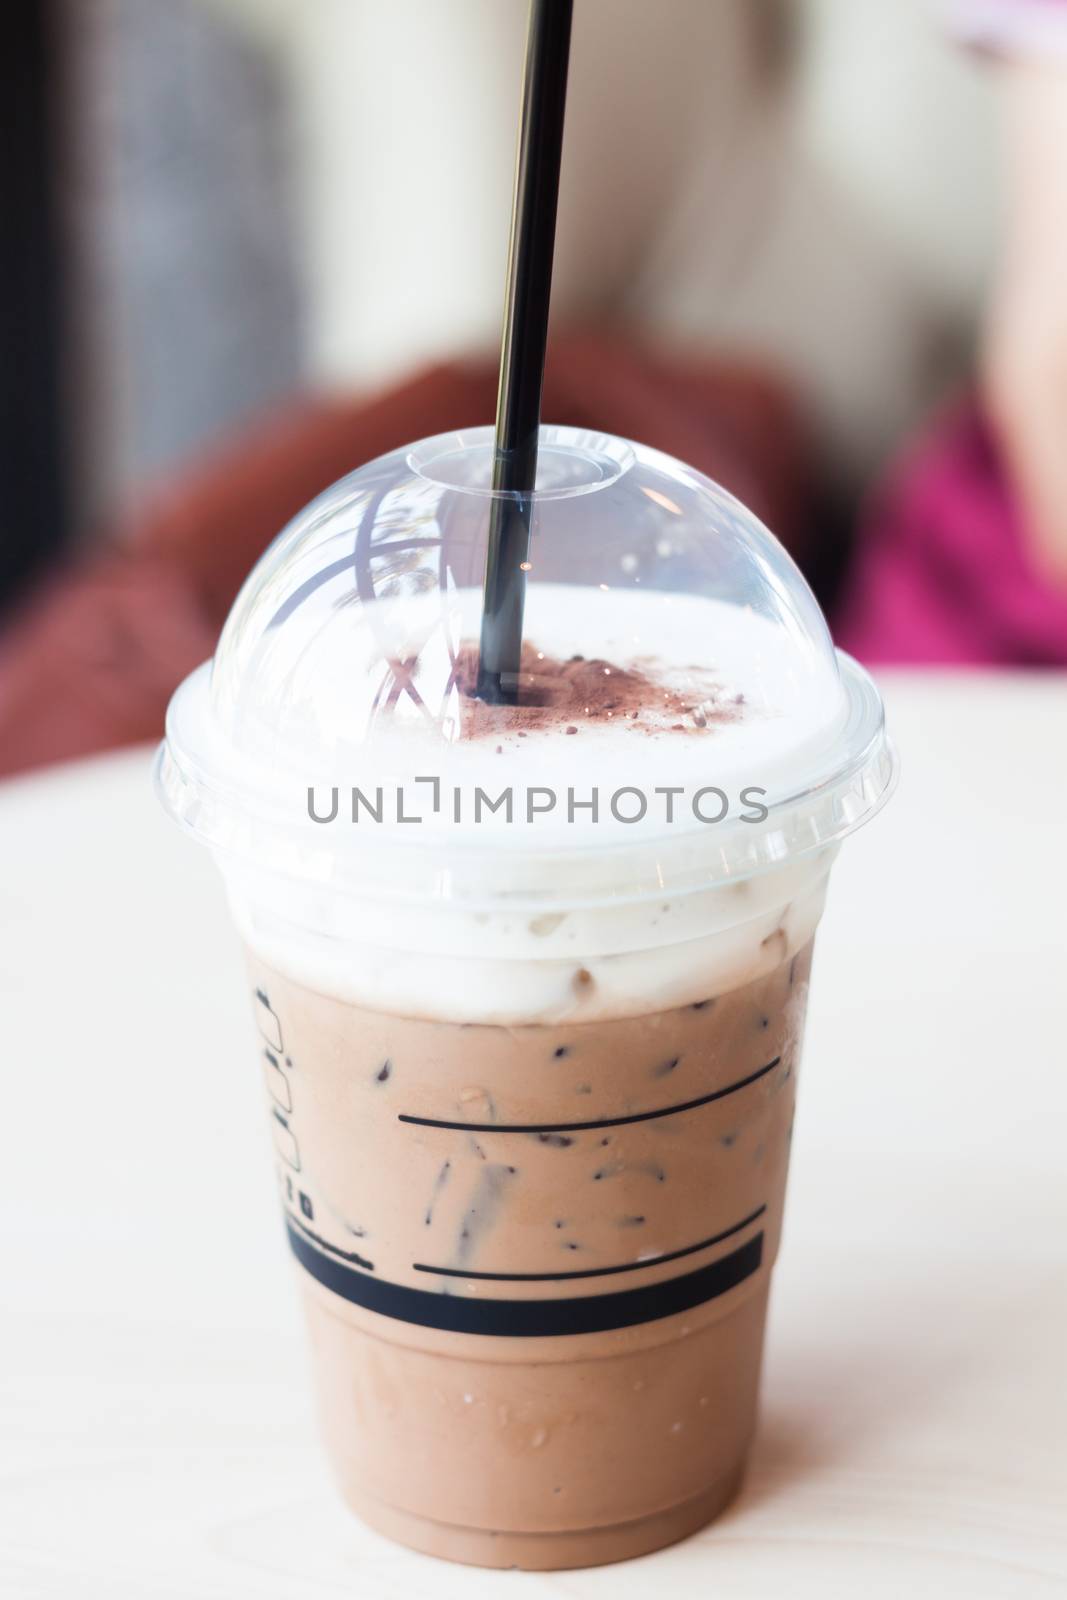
[157,425,895,1569]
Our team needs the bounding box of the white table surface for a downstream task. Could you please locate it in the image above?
[2,672,1066,1599]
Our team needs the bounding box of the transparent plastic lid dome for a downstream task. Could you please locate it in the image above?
[158,425,895,905]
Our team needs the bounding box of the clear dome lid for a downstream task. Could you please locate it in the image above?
[157,425,895,907]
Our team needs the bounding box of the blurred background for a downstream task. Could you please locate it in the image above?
[3,0,1066,777]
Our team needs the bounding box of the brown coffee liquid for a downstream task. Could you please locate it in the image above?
[247,942,812,1568]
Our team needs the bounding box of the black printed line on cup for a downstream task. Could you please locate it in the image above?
[286,1219,763,1338]
[286,1211,375,1273]
[397,1057,781,1135]
[411,1203,766,1283]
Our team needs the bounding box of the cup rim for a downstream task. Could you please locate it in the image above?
[405,424,636,501]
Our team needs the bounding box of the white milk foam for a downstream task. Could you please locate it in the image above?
[225,851,834,1024]
[219,585,849,845]
[219,587,842,1023]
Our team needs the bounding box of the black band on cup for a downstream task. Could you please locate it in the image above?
[285,1217,763,1338]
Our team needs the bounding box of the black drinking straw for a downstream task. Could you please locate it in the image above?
[476,0,573,704]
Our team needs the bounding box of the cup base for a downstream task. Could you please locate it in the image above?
[345,1466,746,1571]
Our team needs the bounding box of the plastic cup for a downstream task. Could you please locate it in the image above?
[157,426,894,1569]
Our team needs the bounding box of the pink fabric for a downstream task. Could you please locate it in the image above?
[836,399,1067,667]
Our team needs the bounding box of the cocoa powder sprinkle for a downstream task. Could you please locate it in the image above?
[448,641,741,742]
